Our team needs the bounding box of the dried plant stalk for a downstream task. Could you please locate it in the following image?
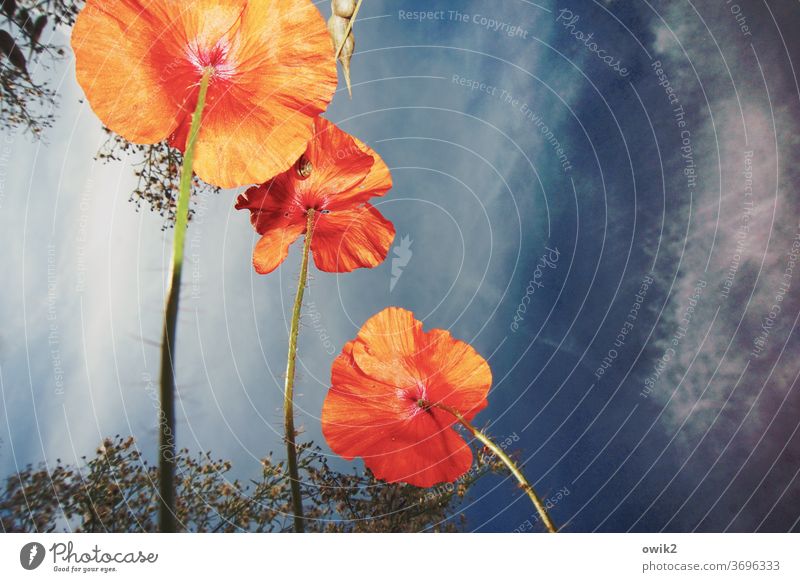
[327,0,362,97]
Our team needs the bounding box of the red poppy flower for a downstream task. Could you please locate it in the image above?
[71,0,337,189]
[235,117,395,274]
[321,308,492,487]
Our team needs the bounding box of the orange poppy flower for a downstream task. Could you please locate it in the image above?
[235,117,395,274]
[321,308,492,487]
[71,0,337,189]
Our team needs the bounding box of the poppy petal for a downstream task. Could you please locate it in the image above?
[72,0,192,143]
[329,341,404,412]
[323,383,473,487]
[321,308,493,488]
[251,221,305,275]
[236,118,374,213]
[74,0,337,189]
[325,136,393,211]
[349,308,422,388]
[235,119,394,276]
[322,342,412,456]
[303,117,375,206]
[311,204,395,272]
[189,0,338,187]
[420,329,492,423]
[235,180,306,234]
[354,307,422,360]
[365,415,474,487]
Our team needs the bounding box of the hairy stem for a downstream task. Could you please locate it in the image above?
[158,68,212,533]
[283,209,316,533]
[422,400,557,533]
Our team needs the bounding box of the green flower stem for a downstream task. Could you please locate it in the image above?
[158,68,212,533]
[283,209,316,533]
[423,400,558,533]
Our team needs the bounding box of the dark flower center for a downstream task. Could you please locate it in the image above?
[396,383,432,417]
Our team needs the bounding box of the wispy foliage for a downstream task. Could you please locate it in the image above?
[0,0,82,136]
[2,1,215,225]
[0,436,507,532]
[96,131,221,228]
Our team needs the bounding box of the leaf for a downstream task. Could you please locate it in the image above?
[1,0,15,19]
[0,29,27,73]
[18,7,34,36]
[32,15,47,45]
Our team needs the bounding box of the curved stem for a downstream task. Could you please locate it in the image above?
[423,400,557,533]
[283,209,316,533]
[158,68,212,533]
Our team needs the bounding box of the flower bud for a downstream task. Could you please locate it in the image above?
[332,0,356,18]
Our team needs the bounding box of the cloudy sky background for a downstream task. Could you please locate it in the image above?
[1,0,799,532]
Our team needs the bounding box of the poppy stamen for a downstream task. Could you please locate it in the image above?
[186,40,236,81]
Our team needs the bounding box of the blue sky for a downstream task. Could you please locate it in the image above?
[1,0,799,532]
